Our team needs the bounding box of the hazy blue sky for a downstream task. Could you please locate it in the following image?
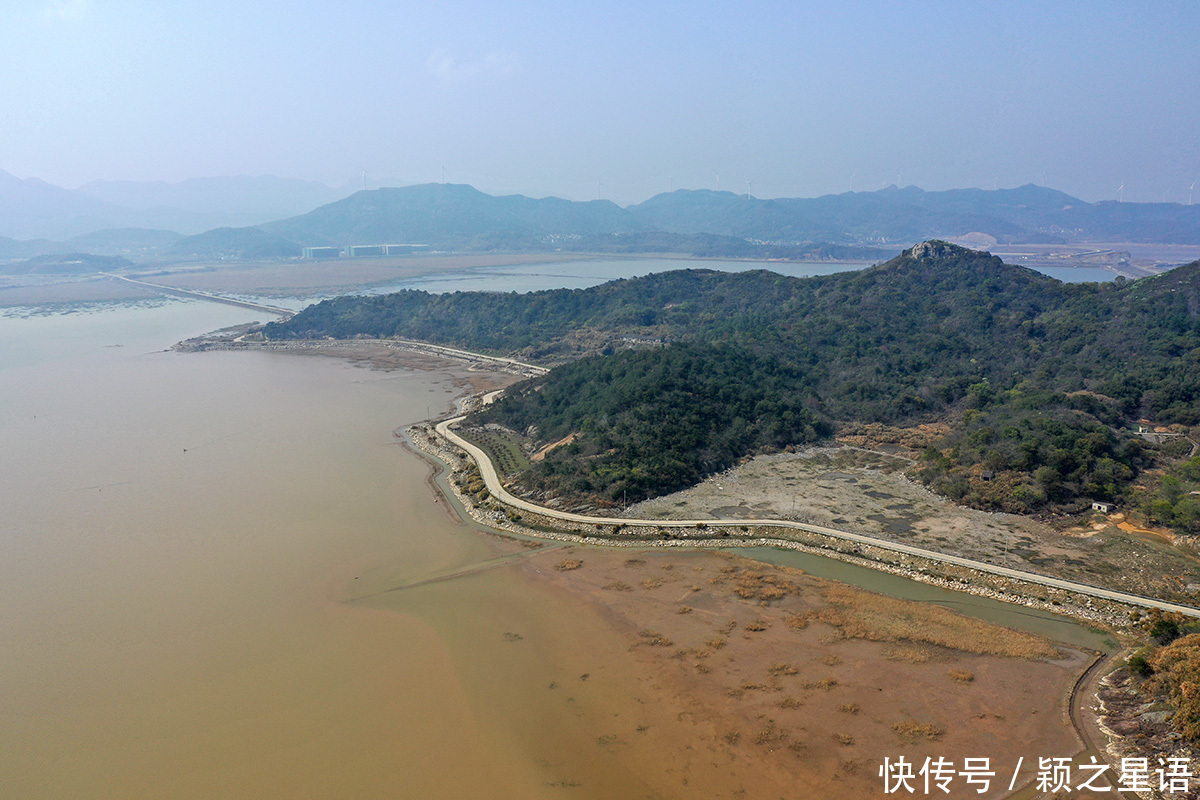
[3,0,1197,205]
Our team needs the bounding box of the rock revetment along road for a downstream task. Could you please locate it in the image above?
[435,413,1200,620]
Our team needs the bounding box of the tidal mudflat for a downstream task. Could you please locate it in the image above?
[0,300,1111,799]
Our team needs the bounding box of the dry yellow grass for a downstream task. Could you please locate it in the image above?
[892,720,945,741]
[637,630,674,647]
[947,669,975,683]
[554,559,583,571]
[785,611,817,630]
[884,645,933,663]
[755,720,787,746]
[813,583,1059,659]
[733,567,802,603]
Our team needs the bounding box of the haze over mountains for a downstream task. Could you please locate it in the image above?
[0,170,358,240]
[3,173,1200,265]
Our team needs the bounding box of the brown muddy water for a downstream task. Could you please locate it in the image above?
[0,299,1104,799]
[0,301,715,799]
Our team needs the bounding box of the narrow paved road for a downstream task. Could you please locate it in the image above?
[437,415,1200,619]
[1065,652,1138,799]
[101,273,295,318]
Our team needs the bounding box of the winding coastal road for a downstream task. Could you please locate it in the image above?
[436,414,1200,619]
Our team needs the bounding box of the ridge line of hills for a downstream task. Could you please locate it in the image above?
[4,178,1200,266]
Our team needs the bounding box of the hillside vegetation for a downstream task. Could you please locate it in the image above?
[266,242,1200,520]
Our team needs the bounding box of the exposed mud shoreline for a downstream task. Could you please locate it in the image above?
[182,332,1188,797]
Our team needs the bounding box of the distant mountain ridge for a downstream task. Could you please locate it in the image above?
[258,182,1200,252]
[627,184,1200,245]
[3,173,1200,261]
[0,227,184,262]
[260,183,643,248]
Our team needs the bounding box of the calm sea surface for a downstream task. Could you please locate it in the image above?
[0,271,1100,797]
[0,300,728,798]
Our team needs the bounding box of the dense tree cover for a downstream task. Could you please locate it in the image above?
[915,385,1148,514]
[472,342,831,504]
[1144,456,1200,534]
[1128,621,1200,744]
[266,242,1200,514]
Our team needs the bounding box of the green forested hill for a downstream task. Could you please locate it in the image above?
[476,343,832,501]
[265,242,1200,517]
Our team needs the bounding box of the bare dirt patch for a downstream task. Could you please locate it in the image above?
[626,446,1200,602]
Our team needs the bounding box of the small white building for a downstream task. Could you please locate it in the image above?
[1091,501,1116,513]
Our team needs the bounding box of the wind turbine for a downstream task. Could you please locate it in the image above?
[1190,181,1195,206]
[849,173,855,192]
[715,174,720,191]
[745,179,753,198]
[1118,182,1125,203]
